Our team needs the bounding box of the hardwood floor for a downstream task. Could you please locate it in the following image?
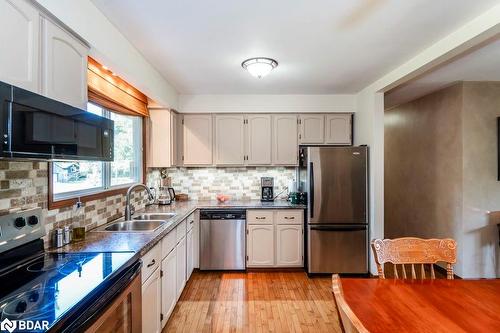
[163,271,341,333]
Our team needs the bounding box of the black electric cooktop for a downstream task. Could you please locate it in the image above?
[0,251,134,331]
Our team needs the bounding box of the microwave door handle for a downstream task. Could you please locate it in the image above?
[309,162,314,219]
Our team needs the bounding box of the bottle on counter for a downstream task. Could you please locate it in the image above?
[70,201,85,243]
[72,201,84,226]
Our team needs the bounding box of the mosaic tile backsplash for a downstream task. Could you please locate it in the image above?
[147,167,297,200]
[0,161,148,246]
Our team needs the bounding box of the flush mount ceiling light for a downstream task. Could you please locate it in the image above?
[241,57,278,78]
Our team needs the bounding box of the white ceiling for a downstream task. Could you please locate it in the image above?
[92,0,500,94]
[385,37,500,108]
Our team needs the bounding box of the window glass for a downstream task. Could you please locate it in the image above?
[52,161,103,195]
[87,103,103,116]
[110,112,140,186]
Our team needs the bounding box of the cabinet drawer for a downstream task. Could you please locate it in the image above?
[161,230,176,258]
[276,210,303,224]
[247,210,274,224]
[176,219,187,243]
[141,244,161,283]
[186,212,195,231]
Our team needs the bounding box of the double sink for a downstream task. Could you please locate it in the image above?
[96,213,177,232]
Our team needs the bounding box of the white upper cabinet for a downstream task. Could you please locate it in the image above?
[299,114,325,144]
[215,114,245,165]
[325,114,352,145]
[0,0,40,92]
[147,109,173,168]
[246,115,272,165]
[175,113,184,166]
[42,17,88,109]
[183,114,213,165]
[272,114,298,166]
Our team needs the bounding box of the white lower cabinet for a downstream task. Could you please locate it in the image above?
[161,248,177,328]
[276,224,303,267]
[193,216,200,268]
[186,228,194,279]
[142,268,161,333]
[246,209,304,268]
[176,236,187,299]
[247,224,275,267]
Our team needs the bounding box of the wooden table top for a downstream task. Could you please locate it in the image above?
[341,278,500,333]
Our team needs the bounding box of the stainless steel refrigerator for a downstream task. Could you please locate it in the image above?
[298,146,369,274]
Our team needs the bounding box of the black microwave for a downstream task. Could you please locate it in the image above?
[0,81,113,161]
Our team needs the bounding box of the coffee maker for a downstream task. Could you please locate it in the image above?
[260,177,274,202]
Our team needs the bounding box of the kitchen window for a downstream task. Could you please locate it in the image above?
[51,102,143,202]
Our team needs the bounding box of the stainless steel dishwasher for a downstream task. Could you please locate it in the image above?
[200,209,246,270]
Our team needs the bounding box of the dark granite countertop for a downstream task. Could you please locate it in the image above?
[52,200,305,257]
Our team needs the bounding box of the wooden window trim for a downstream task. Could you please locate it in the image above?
[87,57,149,117]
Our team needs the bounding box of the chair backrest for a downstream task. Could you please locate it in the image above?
[371,237,457,279]
[331,274,369,333]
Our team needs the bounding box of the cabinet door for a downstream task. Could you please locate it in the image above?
[183,114,212,165]
[0,0,40,92]
[246,115,272,165]
[161,249,176,328]
[186,228,193,280]
[272,114,298,166]
[42,18,88,108]
[175,113,184,166]
[325,114,352,145]
[193,213,200,269]
[147,109,172,168]
[215,114,245,165]
[176,236,187,299]
[276,225,303,267]
[247,224,274,267]
[170,112,178,166]
[299,114,325,144]
[142,269,161,333]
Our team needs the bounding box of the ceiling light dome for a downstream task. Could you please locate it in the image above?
[241,57,278,78]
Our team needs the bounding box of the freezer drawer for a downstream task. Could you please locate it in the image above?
[308,225,368,274]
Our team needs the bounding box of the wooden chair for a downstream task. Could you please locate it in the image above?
[371,237,457,279]
[332,274,369,333]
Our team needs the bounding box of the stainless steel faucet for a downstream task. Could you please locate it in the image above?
[124,183,155,220]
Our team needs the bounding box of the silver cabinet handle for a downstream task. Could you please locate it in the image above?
[147,259,156,268]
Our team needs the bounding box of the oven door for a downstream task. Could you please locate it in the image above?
[58,260,142,333]
[84,271,142,333]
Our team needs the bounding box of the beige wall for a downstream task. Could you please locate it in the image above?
[461,82,500,278]
[385,82,500,278]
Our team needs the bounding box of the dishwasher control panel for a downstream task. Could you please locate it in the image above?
[200,210,246,220]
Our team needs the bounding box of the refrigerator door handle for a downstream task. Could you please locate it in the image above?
[309,162,314,219]
[309,225,367,231]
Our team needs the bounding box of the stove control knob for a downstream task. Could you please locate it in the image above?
[28,215,39,226]
[14,217,26,229]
